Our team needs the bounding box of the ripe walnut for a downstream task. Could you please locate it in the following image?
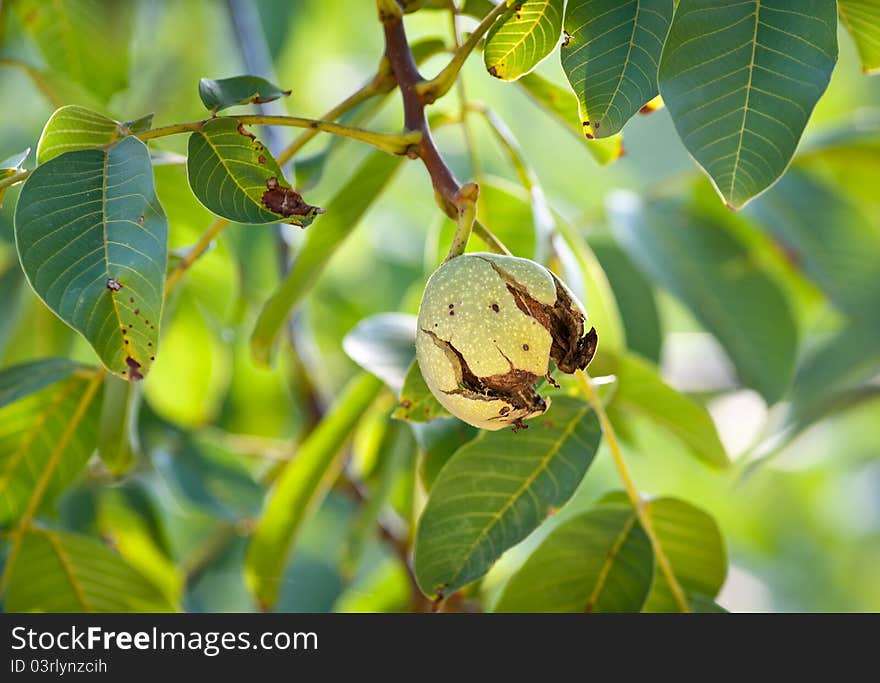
[415,253,597,431]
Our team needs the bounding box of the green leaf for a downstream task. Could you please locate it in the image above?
[747,169,880,319]
[393,360,452,423]
[37,106,127,164]
[245,373,384,609]
[187,117,321,227]
[96,374,140,475]
[15,136,168,381]
[561,0,673,138]
[414,396,602,598]
[838,1,880,74]
[658,0,838,209]
[484,0,564,81]
[0,364,102,526]
[609,192,797,403]
[251,151,404,364]
[5,527,176,612]
[641,497,727,612]
[610,354,730,468]
[198,76,292,113]
[15,0,132,102]
[494,502,654,612]
[124,113,155,134]
[343,313,416,393]
[517,72,624,164]
[591,240,662,363]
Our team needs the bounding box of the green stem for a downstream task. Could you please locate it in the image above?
[576,369,691,613]
[416,0,511,104]
[445,182,480,261]
[0,169,30,194]
[137,115,420,156]
[449,10,483,179]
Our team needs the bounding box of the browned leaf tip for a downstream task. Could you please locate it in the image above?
[125,356,144,381]
[261,177,324,219]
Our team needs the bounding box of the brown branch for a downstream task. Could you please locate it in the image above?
[381,7,509,256]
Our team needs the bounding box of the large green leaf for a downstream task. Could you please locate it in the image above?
[0,363,102,526]
[245,373,383,609]
[15,0,132,102]
[495,502,653,612]
[562,0,673,138]
[609,354,730,468]
[15,136,168,381]
[37,106,127,164]
[414,396,602,598]
[484,0,564,81]
[747,169,880,319]
[609,192,797,403]
[838,0,880,74]
[641,497,727,612]
[5,527,176,612]
[659,0,838,209]
[517,72,624,164]
[187,117,321,227]
[251,151,404,363]
[198,75,292,113]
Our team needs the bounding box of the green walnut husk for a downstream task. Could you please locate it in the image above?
[415,253,597,431]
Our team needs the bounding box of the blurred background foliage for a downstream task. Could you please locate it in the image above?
[0,0,879,612]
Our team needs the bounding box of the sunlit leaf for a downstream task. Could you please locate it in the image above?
[5,527,176,612]
[0,362,102,526]
[37,106,127,163]
[343,313,416,393]
[199,76,292,113]
[15,137,167,381]
[495,502,653,612]
[562,0,673,138]
[610,354,730,468]
[838,0,880,74]
[414,396,602,598]
[659,0,838,209]
[15,0,132,102]
[187,117,321,226]
[609,191,797,403]
[484,0,564,81]
[245,373,384,609]
[251,151,404,364]
[517,72,624,164]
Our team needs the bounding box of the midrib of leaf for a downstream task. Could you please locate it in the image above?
[100,148,127,359]
[728,0,761,206]
[596,0,642,126]
[492,1,553,68]
[0,377,81,492]
[445,405,589,592]
[584,510,638,612]
[41,528,90,611]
